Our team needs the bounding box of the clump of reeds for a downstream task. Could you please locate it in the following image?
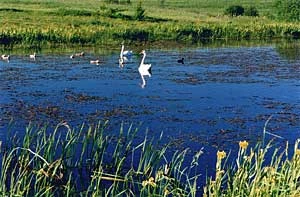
[203,139,300,196]
[0,121,202,196]
[1,121,299,196]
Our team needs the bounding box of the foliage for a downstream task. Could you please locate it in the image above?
[135,1,146,21]
[275,0,300,22]
[1,122,300,196]
[56,8,93,16]
[0,0,299,45]
[204,139,300,196]
[224,5,244,17]
[0,122,201,196]
[244,6,259,17]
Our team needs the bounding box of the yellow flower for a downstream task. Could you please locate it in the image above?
[142,177,156,188]
[142,180,148,187]
[164,189,169,196]
[295,149,300,156]
[217,150,226,160]
[239,140,249,150]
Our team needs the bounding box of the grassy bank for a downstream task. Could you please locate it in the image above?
[0,122,300,196]
[0,0,299,45]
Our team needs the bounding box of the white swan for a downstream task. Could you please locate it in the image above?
[1,54,10,62]
[138,50,152,88]
[120,44,132,59]
[30,52,36,60]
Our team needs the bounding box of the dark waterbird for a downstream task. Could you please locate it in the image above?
[177,57,184,64]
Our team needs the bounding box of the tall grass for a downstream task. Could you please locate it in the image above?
[0,121,201,196]
[0,121,300,196]
[0,0,299,45]
[204,139,300,196]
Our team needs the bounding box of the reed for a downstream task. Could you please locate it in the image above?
[203,139,300,196]
[0,121,201,196]
[0,121,300,196]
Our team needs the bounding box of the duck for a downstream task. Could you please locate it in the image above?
[177,57,184,64]
[138,50,152,88]
[90,59,100,65]
[1,54,10,62]
[30,52,36,60]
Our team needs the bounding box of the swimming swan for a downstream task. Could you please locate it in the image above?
[30,52,36,60]
[1,54,10,62]
[138,50,152,88]
[120,44,132,59]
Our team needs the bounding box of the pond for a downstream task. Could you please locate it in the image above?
[0,40,299,185]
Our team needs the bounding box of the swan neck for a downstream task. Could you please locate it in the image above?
[141,52,146,65]
[120,45,124,57]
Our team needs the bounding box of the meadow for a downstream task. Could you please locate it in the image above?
[0,0,299,45]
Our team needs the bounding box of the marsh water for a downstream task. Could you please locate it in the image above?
[0,40,299,179]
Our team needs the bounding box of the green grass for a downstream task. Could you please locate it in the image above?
[0,121,300,196]
[0,0,299,45]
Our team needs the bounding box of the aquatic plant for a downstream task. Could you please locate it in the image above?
[204,139,300,196]
[0,121,201,196]
[0,120,300,196]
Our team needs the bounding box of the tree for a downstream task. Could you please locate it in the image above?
[224,5,244,17]
[244,6,259,17]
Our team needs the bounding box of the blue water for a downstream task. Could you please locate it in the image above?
[0,44,299,182]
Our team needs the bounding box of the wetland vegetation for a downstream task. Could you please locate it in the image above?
[1,122,300,196]
[0,0,299,46]
[0,0,300,196]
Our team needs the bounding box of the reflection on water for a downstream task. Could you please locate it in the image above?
[0,41,299,181]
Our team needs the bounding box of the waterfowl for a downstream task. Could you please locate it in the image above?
[90,60,100,65]
[1,54,10,62]
[30,52,36,60]
[177,57,184,64]
[138,50,152,88]
[70,54,75,59]
[75,52,85,57]
[120,44,132,59]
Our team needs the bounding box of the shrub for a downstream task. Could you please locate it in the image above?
[275,0,300,22]
[134,1,146,21]
[224,5,244,17]
[244,6,259,17]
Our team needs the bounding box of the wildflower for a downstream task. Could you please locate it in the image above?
[239,140,249,150]
[216,169,225,176]
[142,180,148,187]
[295,149,300,156]
[217,150,226,160]
[142,177,156,188]
[164,189,169,196]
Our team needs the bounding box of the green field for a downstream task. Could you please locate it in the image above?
[0,0,299,45]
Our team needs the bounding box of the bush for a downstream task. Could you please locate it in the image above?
[275,0,300,22]
[244,6,259,17]
[134,1,146,21]
[224,5,244,17]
